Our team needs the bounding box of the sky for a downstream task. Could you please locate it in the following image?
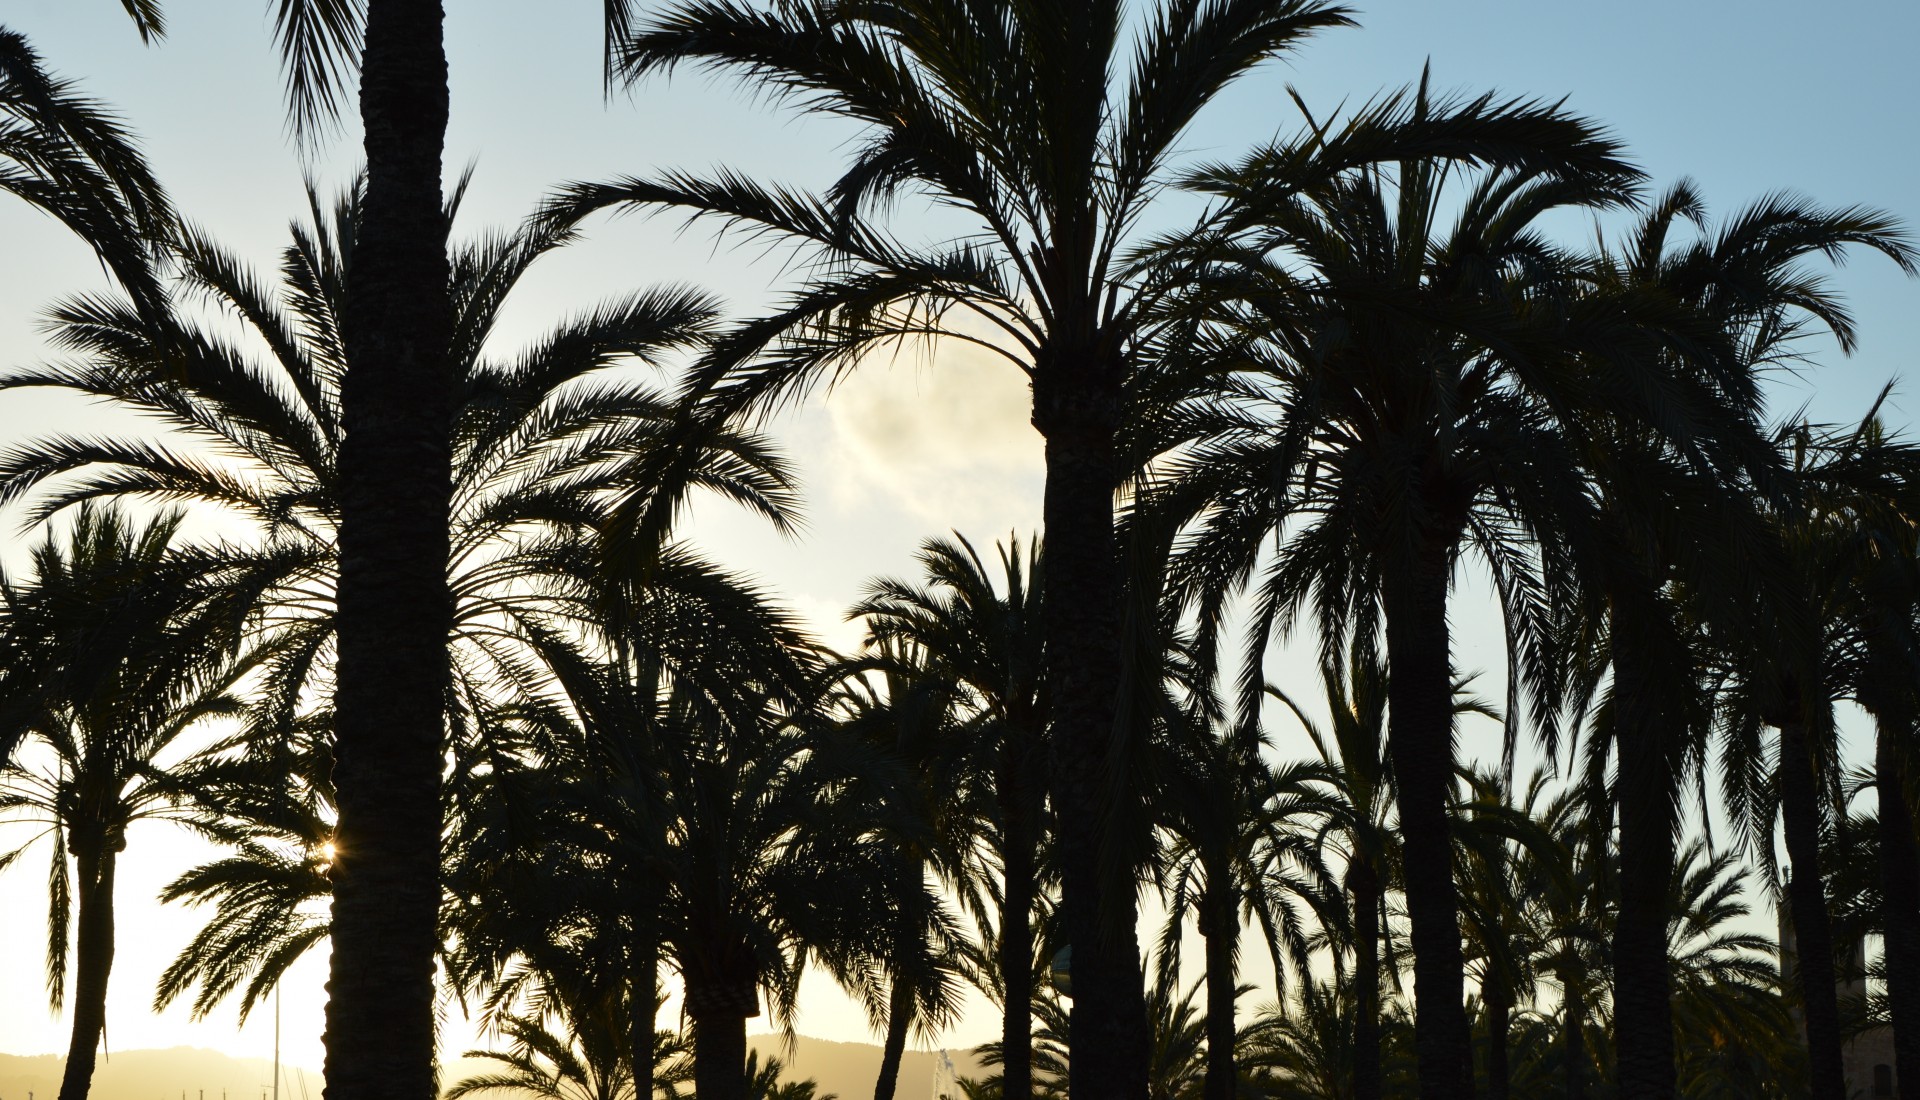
[1,0,1917,1077]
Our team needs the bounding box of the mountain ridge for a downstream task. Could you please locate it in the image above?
[0,1037,986,1100]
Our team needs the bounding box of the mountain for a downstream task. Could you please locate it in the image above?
[744,1035,986,1100]
[1,1037,987,1100]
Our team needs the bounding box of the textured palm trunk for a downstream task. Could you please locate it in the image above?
[56,843,117,1100]
[1034,364,1150,1100]
[684,931,756,1100]
[873,975,916,1100]
[1778,714,1847,1100]
[1483,979,1510,1100]
[690,1008,748,1100]
[1562,980,1587,1100]
[998,743,1039,1100]
[1201,877,1238,1100]
[630,941,658,1100]
[1610,629,1678,1100]
[1350,857,1383,1100]
[1876,714,1920,1100]
[1381,547,1473,1100]
[323,2,454,1098]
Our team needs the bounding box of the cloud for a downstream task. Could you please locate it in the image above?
[818,334,1044,536]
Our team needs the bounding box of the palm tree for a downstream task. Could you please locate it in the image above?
[741,1052,837,1100]
[150,716,335,1023]
[822,663,977,1100]
[550,5,1367,1089]
[1239,981,1418,1100]
[53,1,654,1088]
[446,991,696,1100]
[1151,703,1335,1100]
[1664,838,1806,1100]
[1149,97,1705,1096]
[0,184,795,1089]
[1265,649,1397,1100]
[447,555,892,1100]
[850,535,1045,1100]
[1718,411,1920,1100]
[1573,182,1916,1100]
[1790,411,1920,1097]
[0,507,269,1100]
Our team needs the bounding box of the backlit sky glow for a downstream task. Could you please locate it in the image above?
[0,0,1916,1073]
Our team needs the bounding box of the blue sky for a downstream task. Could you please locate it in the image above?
[0,0,1916,1073]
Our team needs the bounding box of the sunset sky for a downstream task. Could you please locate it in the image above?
[0,0,1915,1075]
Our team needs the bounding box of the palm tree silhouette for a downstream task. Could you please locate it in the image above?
[1570,182,1915,1099]
[851,534,1046,1100]
[1153,93,1648,1095]
[549,4,1365,1089]
[0,507,269,1100]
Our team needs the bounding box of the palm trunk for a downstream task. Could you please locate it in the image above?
[874,975,916,1100]
[1779,713,1848,1100]
[1483,979,1510,1100]
[690,1008,749,1100]
[1610,626,1678,1100]
[998,742,1039,1100]
[323,1,454,1097]
[56,844,117,1100]
[1563,979,1587,1100]
[1201,877,1238,1100]
[1876,715,1920,1100]
[630,942,658,1100]
[1035,367,1149,1100]
[1381,548,1473,1100]
[684,932,757,1100]
[1351,857,1383,1100]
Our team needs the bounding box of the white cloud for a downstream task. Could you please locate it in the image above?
[818,334,1044,537]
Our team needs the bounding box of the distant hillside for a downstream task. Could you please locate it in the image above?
[3,1038,985,1100]
[742,1035,987,1100]
[0,1047,313,1100]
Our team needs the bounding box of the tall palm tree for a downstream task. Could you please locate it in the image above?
[1573,183,1916,1100]
[1716,411,1920,1100]
[851,535,1046,1100]
[0,184,794,1096]
[1155,109,1651,1096]
[0,507,271,1100]
[549,5,1367,1089]
[58,2,655,1089]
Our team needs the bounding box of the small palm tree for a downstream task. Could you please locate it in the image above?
[1239,981,1418,1100]
[447,989,695,1100]
[742,1051,837,1100]
[850,534,1046,1099]
[0,506,267,1100]
[821,662,977,1100]
[1151,701,1336,1100]
[150,716,334,1023]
